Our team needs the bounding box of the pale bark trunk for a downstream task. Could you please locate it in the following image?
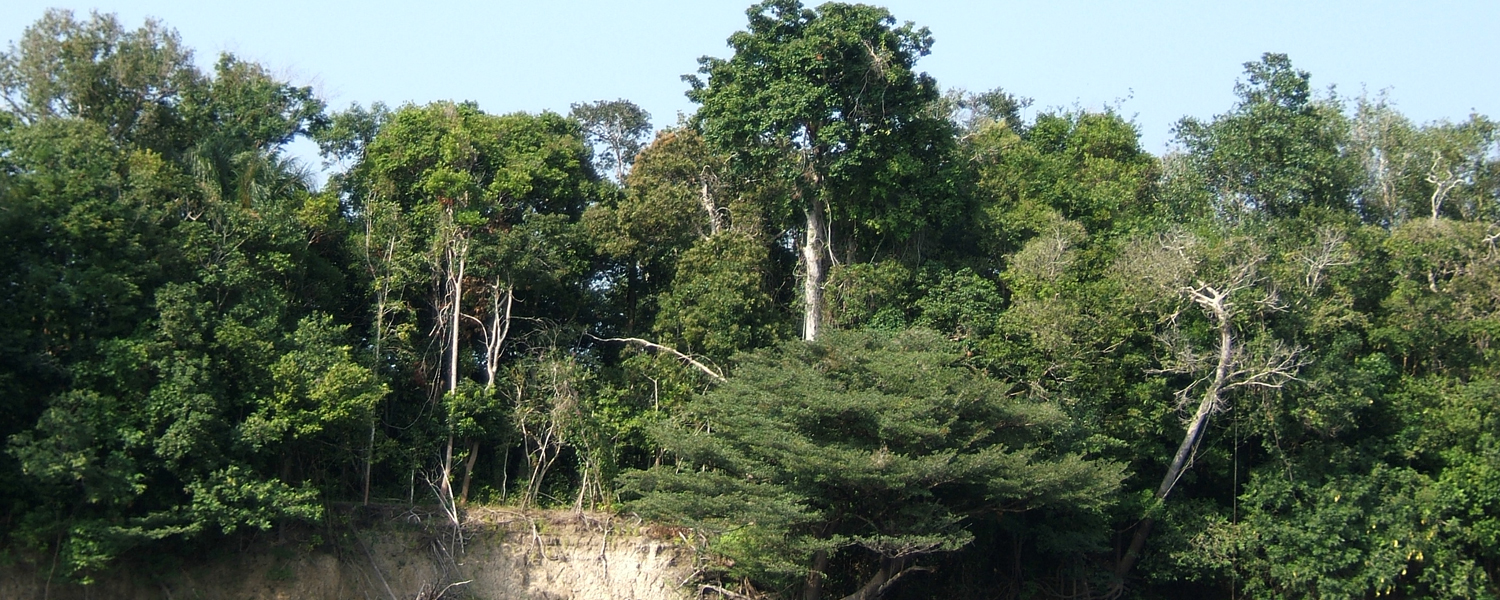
[1427,152,1459,222]
[1116,295,1235,584]
[448,242,465,399]
[453,281,513,506]
[802,199,828,341]
[482,283,513,389]
[363,231,398,505]
[440,232,467,503]
[363,424,375,505]
[700,168,722,236]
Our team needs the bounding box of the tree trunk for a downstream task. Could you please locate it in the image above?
[363,423,375,505]
[802,199,828,341]
[440,232,467,502]
[803,549,829,600]
[448,241,465,400]
[459,439,479,504]
[839,556,909,600]
[483,283,513,388]
[700,168,722,236]
[1115,293,1235,585]
[499,446,510,501]
[363,232,398,506]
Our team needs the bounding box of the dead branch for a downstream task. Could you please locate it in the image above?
[1426,150,1462,221]
[700,165,725,237]
[700,584,756,600]
[588,334,726,382]
[1115,239,1302,591]
[1298,227,1353,292]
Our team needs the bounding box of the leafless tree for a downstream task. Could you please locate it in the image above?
[1110,232,1307,594]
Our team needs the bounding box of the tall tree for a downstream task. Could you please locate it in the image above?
[570,99,652,182]
[0,9,198,150]
[1176,53,1355,218]
[356,101,597,508]
[688,0,956,341]
[1109,230,1306,590]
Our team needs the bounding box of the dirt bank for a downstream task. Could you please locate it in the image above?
[1,507,696,600]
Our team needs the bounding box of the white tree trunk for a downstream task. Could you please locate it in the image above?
[802,199,828,341]
[700,167,722,236]
[439,228,467,508]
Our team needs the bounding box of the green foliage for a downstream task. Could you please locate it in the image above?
[241,315,385,448]
[966,108,1157,263]
[653,231,781,361]
[0,9,198,147]
[569,98,652,181]
[690,0,960,244]
[587,128,708,267]
[623,330,1122,594]
[1176,53,1357,218]
[826,259,914,330]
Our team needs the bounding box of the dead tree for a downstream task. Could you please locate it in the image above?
[1111,234,1305,594]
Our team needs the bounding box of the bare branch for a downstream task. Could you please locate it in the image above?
[1426,150,1462,221]
[873,565,932,598]
[700,584,756,600]
[588,334,726,382]
[1297,227,1353,291]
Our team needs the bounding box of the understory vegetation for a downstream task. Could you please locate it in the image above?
[2,2,1498,598]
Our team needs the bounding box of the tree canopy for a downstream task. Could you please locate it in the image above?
[2,6,1499,600]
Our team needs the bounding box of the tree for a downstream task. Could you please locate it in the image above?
[688,0,957,341]
[356,101,597,508]
[1176,53,1355,218]
[624,330,1121,600]
[964,108,1158,258]
[0,11,375,579]
[1351,96,1499,227]
[570,99,652,182]
[652,230,781,361]
[0,9,198,150]
[585,127,726,333]
[1350,93,1419,226]
[1110,230,1307,591]
[1411,116,1496,222]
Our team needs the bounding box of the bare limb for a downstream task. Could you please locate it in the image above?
[700,165,724,237]
[588,334,726,382]
[1426,150,1462,221]
[701,584,756,600]
[1115,235,1304,590]
[1297,227,1353,292]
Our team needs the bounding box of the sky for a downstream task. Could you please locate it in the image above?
[4,0,1498,172]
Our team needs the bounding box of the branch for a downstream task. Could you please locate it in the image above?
[588,335,726,382]
[874,565,931,598]
[1299,228,1353,291]
[1223,343,1307,391]
[699,584,755,600]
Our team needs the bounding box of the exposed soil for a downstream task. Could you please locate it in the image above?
[0,506,696,600]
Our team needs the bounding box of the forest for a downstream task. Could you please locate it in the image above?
[1,1,1497,599]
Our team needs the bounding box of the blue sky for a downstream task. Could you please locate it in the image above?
[5,0,1498,165]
